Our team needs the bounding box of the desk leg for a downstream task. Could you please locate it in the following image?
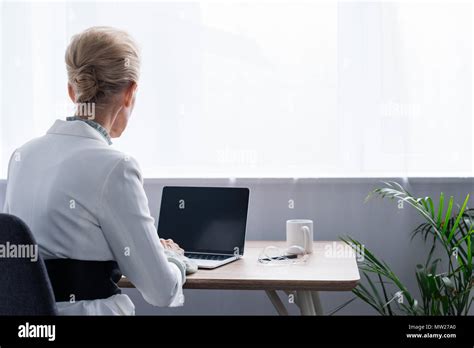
[265,290,289,316]
[311,291,323,315]
[267,290,323,316]
[296,291,316,316]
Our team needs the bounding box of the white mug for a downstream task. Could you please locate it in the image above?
[286,219,313,254]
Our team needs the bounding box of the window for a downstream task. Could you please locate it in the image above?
[0,1,471,178]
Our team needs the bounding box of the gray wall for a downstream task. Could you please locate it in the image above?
[1,178,472,315]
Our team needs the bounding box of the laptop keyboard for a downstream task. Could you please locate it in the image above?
[185,253,231,261]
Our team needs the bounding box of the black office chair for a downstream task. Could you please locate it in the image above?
[0,213,57,315]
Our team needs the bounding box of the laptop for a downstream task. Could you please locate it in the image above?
[158,186,250,269]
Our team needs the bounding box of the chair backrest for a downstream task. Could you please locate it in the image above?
[0,213,57,315]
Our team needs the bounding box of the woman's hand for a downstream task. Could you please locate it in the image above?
[160,238,184,255]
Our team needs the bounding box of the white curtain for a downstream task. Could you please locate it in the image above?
[0,1,471,178]
[338,2,472,176]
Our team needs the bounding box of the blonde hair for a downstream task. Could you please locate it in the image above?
[65,26,140,104]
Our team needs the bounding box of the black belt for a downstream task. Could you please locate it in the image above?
[44,259,122,302]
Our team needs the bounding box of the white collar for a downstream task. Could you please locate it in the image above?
[46,119,110,145]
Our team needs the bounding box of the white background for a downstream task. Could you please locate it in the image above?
[0,0,472,178]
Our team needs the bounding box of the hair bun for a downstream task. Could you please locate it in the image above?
[65,26,141,105]
[73,64,99,103]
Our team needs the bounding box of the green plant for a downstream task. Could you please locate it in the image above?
[340,181,473,315]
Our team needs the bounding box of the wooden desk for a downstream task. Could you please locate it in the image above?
[119,241,360,315]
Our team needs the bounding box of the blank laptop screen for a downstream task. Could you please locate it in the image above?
[157,186,249,255]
